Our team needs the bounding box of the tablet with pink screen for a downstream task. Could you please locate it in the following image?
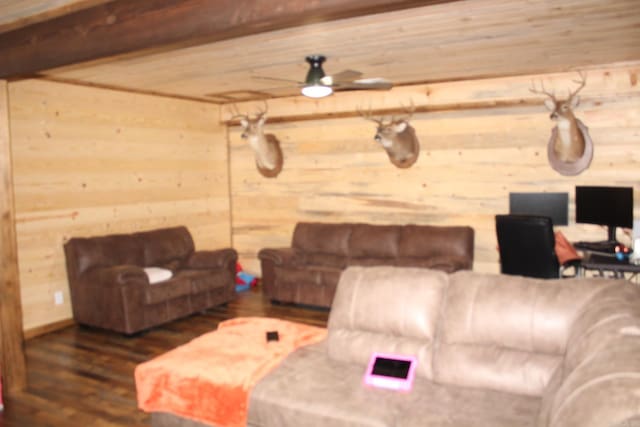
[363,352,417,392]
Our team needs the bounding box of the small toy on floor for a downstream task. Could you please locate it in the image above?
[236,262,259,292]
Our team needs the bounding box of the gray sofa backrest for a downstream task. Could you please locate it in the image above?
[327,266,449,380]
[326,265,640,414]
[434,271,613,396]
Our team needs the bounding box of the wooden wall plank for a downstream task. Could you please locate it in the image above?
[0,80,27,391]
[8,80,230,332]
[229,65,640,275]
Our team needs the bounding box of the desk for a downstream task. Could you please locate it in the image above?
[579,252,640,280]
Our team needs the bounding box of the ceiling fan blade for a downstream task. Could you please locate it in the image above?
[334,78,394,91]
[328,69,364,83]
[252,75,304,85]
[261,86,302,96]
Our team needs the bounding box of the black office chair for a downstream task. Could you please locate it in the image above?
[495,214,578,279]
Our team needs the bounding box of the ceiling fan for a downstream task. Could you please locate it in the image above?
[255,55,393,98]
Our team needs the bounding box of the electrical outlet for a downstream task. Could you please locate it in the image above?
[54,291,64,305]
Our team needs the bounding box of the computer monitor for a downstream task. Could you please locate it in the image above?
[575,186,634,242]
[509,192,569,226]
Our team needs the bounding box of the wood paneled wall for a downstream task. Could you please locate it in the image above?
[8,80,230,332]
[228,63,640,274]
[6,63,639,333]
[0,80,27,390]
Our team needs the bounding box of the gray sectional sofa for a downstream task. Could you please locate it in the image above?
[247,266,640,427]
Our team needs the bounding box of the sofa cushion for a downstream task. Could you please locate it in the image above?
[348,257,397,267]
[179,269,230,294]
[299,253,348,269]
[398,225,473,263]
[327,266,448,380]
[70,234,144,275]
[140,226,195,266]
[248,343,540,427]
[161,258,183,273]
[434,271,609,397]
[348,224,400,258]
[144,277,192,305]
[273,265,342,307]
[291,222,352,256]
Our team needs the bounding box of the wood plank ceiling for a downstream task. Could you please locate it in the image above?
[0,0,639,103]
[0,0,112,33]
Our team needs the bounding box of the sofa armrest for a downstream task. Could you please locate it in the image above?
[397,255,472,272]
[68,264,148,334]
[258,248,300,300]
[258,248,298,265]
[541,283,640,427]
[545,331,640,427]
[81,265,149,286]
[185,248,238,270]
[428,255,473,272]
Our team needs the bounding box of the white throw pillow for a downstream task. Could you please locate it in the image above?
[143,267,173,284]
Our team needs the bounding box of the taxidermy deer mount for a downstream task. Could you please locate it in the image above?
[530,71,593,175]
[358,104,420,168]
[231,103,283,178]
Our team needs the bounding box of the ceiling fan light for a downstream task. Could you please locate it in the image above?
[301,84,333,98]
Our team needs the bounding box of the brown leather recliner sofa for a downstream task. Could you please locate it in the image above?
[248,266,640,427]
[63,226,237,334]
[258,222,474,307]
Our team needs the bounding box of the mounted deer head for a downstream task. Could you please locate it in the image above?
[530,72,589,165]
[231,102,283,178]
[358,103,420,168]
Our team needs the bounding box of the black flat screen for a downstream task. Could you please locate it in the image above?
[575,186,633,228]
[372,357,411,379]
[509,192,569,226]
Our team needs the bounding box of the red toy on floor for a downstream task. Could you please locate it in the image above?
[235,262,259,292]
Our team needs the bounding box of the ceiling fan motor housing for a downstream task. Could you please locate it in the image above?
[305,55,327,85]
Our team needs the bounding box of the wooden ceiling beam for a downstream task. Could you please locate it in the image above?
[0,0,461,79]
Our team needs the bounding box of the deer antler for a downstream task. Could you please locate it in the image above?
[254,100,269,121]
[567,71,586,102]
[357,105,385,125]
[392,100,415,123]
[228,103,248,121]
[529,80,557,102]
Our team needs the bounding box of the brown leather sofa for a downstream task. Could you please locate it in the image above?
[63,226,237,334]
[247,266,640,427]
[258,222,474,307]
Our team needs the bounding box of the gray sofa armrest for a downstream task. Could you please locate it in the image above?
[185,248,238,270]
[546,332,640,427]
[542,283,640,427]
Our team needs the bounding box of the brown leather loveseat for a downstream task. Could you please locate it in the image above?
[258,222,474,307]
[63,226,237,334]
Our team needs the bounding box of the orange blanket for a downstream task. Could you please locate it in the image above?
[135,317,326,427]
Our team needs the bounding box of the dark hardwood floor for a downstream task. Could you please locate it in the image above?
[0,288,329,427]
